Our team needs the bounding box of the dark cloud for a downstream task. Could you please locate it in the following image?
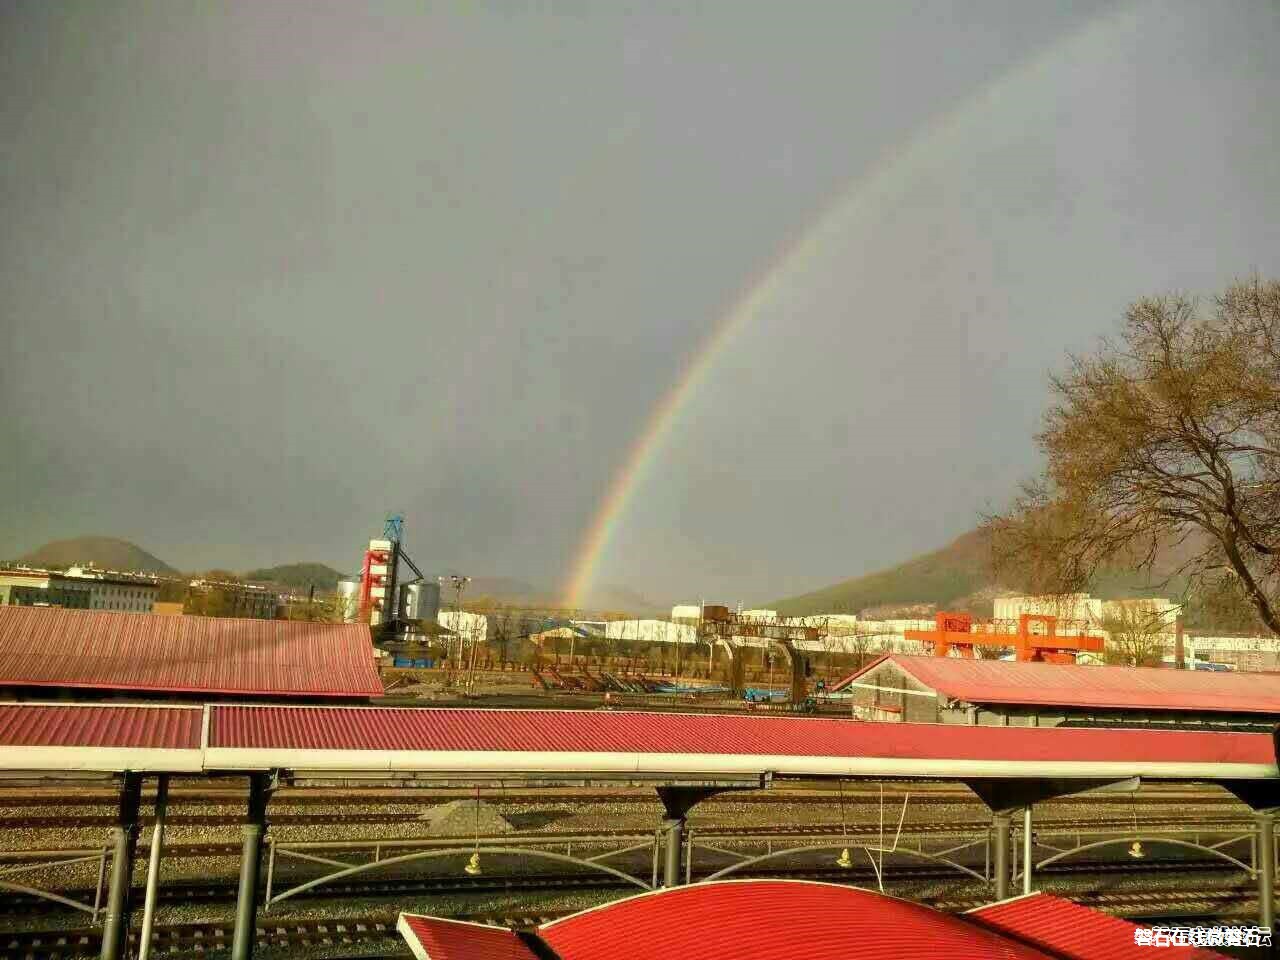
[2,0,1278,605]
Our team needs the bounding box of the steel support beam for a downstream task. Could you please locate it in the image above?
[99,773,142,960]
[662,818,684,888]
[138,775,169,960]
[992,811,1011,902]
[964,777,1138,812]
[231,773,272,960]
[654,780,768,887]
[1022,806,1033,896]
[1257,811,1275,933]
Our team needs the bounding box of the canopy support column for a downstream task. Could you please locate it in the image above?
[992,811,1011,901]
[99,773,142,960]
[1257,810,1275,933]
[1022,806,1033,895]
[231,773,272,960]
[655,777,769,887]
[138,775,169,960]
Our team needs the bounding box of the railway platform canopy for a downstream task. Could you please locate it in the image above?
[0,701,1276,782]
[397,880,1230,960]
[831,654,1280,728]
[0,606,383,701]
[3,702,1278,959]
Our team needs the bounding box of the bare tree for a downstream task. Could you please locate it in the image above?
[284,593,351,623]
[988,278,1280,635]
[1098,600,1172,666]
[848,623,894,664]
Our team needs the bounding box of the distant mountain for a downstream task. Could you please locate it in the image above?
[16,537,179,575]
[587,583,662,615]
[773,529,999,617]
[461,576,548,603]
[242,562,346,592]
[445,577,660,615]
[771,526,1187,618]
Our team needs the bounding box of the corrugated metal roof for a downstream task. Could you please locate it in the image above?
[0,607,382,698]
[0,704,202,749]
[537,880,1057,959]
[841,655,1280,714]
[967,892,1229,959]
[397,915,538,960]
[400,884,1239,960]
[208,704,1276,766]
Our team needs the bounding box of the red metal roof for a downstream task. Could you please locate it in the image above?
[839,654,1280,714]
[399,884,1239,960]
[968,892,1229,959]
[397,915,537,960]
[208,704,1276,766]
[402,881,1058,960]
[0,704,202,749]
[0,606,382,698]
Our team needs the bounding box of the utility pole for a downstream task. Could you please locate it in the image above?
[703,599,712,678]
[439,575,471,677]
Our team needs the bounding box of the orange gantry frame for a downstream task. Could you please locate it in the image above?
[904,612,1105,663]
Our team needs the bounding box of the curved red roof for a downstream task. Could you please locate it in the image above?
[542,881,1060,959]
[969,892,1228,959]
[401,881,1058,959]
[840,655,1280,715]
[0,606,382,698]
[399,882,1235,960]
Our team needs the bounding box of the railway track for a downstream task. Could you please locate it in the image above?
[0,813,1256,876]
[0,810,1255,841]
[0,812,428,830]
[1,882,1260,960]
[0,853,1256,915]
[0,803,1249,834]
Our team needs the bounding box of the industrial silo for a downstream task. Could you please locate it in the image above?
[335,576,361,623]
[399,581,441,623]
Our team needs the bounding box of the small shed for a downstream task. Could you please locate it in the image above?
[831,654,1280,730]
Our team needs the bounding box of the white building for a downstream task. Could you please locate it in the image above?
[993,594,1103,625]
[1182,636,1280,672]
[606,619,698,645]
[438,610,488,646]
[1098,597,1179,632]
[992,594,1179,635]
[0,566,161,613]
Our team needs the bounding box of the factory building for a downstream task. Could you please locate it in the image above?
[993,594,1179,633]
[0,566,160,612]
[187,578,279,619]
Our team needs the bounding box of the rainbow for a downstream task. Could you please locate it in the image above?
[560,3,1138,610]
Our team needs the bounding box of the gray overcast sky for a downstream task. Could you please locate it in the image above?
[2,0,1279,607]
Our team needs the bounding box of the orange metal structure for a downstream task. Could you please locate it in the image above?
[904,612,1105,663]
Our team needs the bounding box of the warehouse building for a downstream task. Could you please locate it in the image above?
[832,653,1280,729]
